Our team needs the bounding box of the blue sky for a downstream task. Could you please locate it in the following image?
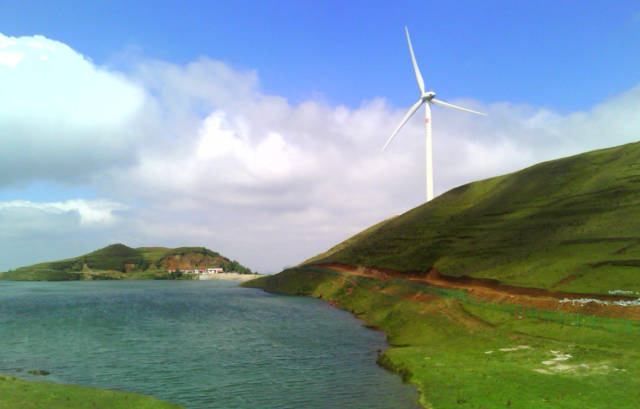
[1,1,640,272]
[4,0,639,110]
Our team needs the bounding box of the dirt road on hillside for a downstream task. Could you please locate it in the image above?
[314,263,640,320]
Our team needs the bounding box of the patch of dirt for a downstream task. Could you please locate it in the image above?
[456,301,497,328]
[410,292,439,303]
[160,253,229,270]
[615,247,627,255]
[499,345,531,352]
[614,240,640,255]
[313,263,640,321]
[551,274,578,288]
[437,300,493,331]
[533,351,612,376]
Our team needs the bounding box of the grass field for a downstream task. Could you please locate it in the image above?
[244,266,640,408]
[306,142,640,296]
[0,375,184,409]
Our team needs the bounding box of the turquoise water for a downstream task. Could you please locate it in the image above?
[0,280,419,408]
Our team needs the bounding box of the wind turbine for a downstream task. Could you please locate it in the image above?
[382,27,485,202]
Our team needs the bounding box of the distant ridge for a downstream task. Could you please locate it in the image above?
[303,141,640,295]
[1,244,253,281]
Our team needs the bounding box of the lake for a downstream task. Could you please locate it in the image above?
[0,280,420,409]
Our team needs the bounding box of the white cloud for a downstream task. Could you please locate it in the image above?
[0,51,24,67]
[2,34,640,273]
[0,199,129,273]
[27,41,44,49]
[0,37,16,48]
[106,64,640,272]
[0,33,149,186]
[0,199,127,226]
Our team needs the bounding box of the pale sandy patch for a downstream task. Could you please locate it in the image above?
[499,345,531,352]
[534,350,614,376]
[198,273,263,282]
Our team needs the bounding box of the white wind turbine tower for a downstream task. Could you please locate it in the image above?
[382,27,485,202]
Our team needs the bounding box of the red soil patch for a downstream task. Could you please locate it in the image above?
[313,263,640,321]
[551,274,578,288]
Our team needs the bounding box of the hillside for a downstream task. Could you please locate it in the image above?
[305,141,640,296]
[245,142,640,409]
[0,244,253,280]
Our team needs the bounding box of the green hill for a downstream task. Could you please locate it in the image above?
[0,244,253,281]
[305,141,640,295]
[245,142,640,409]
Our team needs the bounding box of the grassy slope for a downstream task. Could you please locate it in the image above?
[307,142,640,295]
[303,216,397,265]
[1,244,252,280]
[0,375,183,409]
[244,267,640,409]
[245,143,640,408]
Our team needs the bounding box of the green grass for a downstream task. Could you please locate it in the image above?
[0,244,252,281]
[246,267,640,409]
[0,375,184,409]
[306,142,640,295]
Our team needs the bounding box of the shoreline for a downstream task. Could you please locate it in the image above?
[0,272,264,282]
[243,265,640,408]
[0,374,184,409]
[241,269,427,407]
[198,272,263,282]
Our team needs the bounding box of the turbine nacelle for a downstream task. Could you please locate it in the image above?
[421,91,436,102]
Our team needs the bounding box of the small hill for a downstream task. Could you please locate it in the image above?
[1,244,253,281]
[304,141,640,296]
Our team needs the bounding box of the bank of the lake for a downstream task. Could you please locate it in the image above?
[0,375,184,409]
[245,266,640,409]
[197,272,262,282]
[0,280,420,409]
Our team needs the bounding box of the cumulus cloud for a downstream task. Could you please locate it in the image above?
[2,34,640,272]
[0,199,127,227]
[96,59,640,271]
[0,198,128,273]
[0,33,148,186]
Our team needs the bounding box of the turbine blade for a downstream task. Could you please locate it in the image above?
[382,99,424,151]
[405,27,425,94]
[431,98,486,116]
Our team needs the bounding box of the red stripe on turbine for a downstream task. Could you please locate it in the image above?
[425,118,429,123]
